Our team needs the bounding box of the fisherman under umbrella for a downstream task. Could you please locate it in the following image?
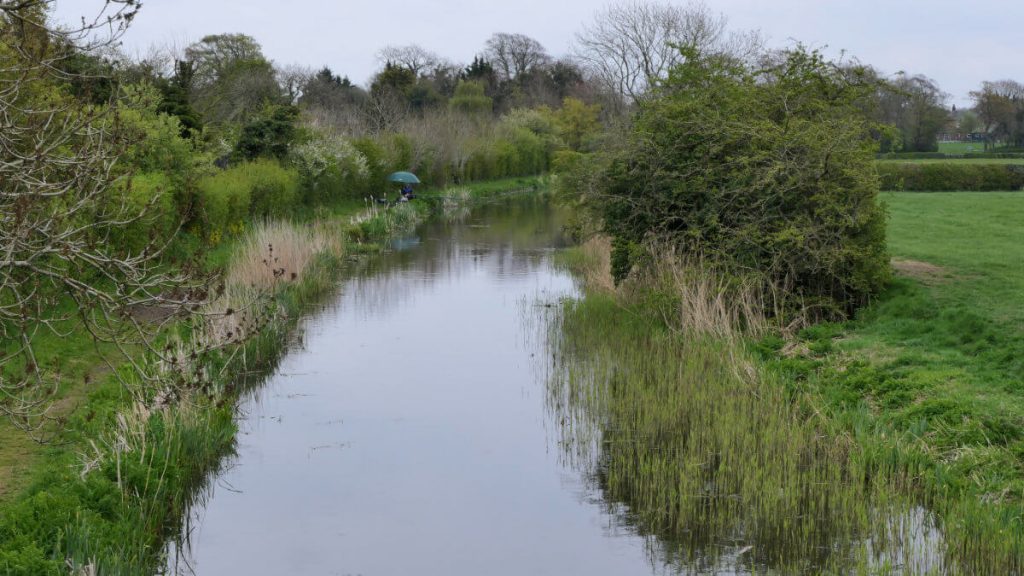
[387,171,420,202]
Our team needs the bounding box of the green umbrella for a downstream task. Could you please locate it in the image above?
[387,171,421,184]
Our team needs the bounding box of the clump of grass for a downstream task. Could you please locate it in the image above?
[556,236,615,294]
[626,247,773,340]
[440,186,472,221]
[350,201,425,241]
[548,292,938,573]
[226,220,341,291]
[561,239,772,337]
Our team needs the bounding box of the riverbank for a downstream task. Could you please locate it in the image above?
[0,176,546,575]
[552,191,1023,573]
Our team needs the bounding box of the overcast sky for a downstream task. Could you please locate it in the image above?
[52,0,1020,107]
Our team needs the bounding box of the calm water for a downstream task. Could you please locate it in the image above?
[169,198,671,576]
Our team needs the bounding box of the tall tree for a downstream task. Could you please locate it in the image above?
[972,80,1024,148]
[572,1,751,103]
[483,32,549,82]
[376,44,440,77]
[871,73,949,152]
[184,33,282,124]
[300,66,366,110]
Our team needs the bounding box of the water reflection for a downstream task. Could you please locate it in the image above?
[168,196,685,576]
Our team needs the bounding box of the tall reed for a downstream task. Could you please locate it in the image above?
[547,240,1021,573]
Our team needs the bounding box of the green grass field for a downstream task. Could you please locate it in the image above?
[876,157,1024,165]
[786,191,1024,503]
[937,141,990,154]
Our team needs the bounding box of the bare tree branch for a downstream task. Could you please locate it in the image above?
[0,0,207,433]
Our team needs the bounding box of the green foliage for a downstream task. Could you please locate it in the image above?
[196,160,299,241]
[551,97,600,151]
[233,104,300,161]
[449,80,493,115]
[290,134,371,203]
[877,162,1024,191]
[155,61,203,137]
[116,83,195,177]
[550,149,584,174]
[185,33,282,125]
[107,172,177,254]
[351,137,390,189]
[245,160,301,218]
[600,47,890,315]
[370,62,416,101]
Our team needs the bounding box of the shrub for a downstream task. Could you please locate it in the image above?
[108,172,177,254]
[499,126,547,175]
[877,163,1024,191]
[196,160,299,242]
[351,137,389,194]
[551,149,585,175]
[599,47,889,316]
[449,80,493,116]
[245,160,300,218]
[291,134,371,203]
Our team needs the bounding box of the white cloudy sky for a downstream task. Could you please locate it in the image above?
[52,0,1019,107]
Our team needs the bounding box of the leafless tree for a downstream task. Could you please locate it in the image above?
[276,62,311,104]
[362,88,411,134]
[376,44,440,77]
[0,1,204,432]
[483,32,550,81]
[573,1,757,102]
[397,109,485,182]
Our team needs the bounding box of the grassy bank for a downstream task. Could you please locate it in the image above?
[0,177,544,574]
[551,191,1024,573]
[876,158,1024,165]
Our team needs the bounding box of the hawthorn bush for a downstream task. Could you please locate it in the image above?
[600,48,890,316]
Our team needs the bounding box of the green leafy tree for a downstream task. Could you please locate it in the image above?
[370,61,416,99]
[300,66,366,110]
[233,104,300,161]
[600,47,889,315]
[971,80,1024,148]
[155,60,203,137]
[449,79,492,115]
[185,33,282,124]
[552,97,600,151]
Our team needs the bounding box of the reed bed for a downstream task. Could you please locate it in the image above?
[440,186,472,221]
[350,200,425,241]
[226,220,342,291]
[547,241,1021,574]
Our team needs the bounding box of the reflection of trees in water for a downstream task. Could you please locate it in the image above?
[343,197,571,319]
[169,197,572,574]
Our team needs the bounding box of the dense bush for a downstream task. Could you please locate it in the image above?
[108,172,178,254]
[291,134,371,203]
[196,160,299,242]
[877,163,1024,191]
[599,48,889,316]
